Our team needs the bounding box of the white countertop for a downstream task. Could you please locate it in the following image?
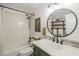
[32,39,79,56]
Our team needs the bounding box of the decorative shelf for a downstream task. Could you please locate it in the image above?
[50,19,66,36]
[51,20,65,23]
[51,28,66,29]
[51,24,65,26]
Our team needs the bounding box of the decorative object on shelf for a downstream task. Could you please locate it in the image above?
[35,17,41,32]
[42,27,46,36]
[32,37,40,40]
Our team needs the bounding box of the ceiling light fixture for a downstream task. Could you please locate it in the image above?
[48,3,59,8]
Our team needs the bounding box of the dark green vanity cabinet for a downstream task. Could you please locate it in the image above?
[33,44,50,56]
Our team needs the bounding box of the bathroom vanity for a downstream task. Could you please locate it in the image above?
[32,39,79,56]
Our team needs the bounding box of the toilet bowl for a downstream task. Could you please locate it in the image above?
[18,47,33,56]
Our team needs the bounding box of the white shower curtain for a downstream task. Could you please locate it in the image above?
[0,7,29,54]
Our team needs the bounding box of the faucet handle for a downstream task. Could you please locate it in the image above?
[60,39,64,44]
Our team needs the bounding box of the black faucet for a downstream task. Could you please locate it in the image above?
[53,36,55,42]
[52,36,59,43]
[53,36,64,45]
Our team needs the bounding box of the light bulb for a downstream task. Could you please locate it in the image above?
[19,22,23,25]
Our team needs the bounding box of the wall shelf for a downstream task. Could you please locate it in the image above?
[51,24,65,26]
[51,19,66,36]
[51,20,65,23]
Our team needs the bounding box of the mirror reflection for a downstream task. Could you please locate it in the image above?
[47,9,77,37]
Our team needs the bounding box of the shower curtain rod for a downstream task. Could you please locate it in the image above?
[0,5,35,16]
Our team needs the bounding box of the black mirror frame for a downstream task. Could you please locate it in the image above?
[47,8,78,37]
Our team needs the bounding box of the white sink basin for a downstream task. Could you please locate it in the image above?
[52,43,62,50]
[33,39,62,55]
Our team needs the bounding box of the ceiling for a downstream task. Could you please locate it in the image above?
[0,3,49,13]
[0,3,73,15]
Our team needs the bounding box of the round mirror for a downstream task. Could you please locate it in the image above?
[47,9,78,37]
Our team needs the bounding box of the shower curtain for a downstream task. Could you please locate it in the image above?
[0,7,29,55]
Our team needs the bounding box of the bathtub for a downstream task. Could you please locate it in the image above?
[1,45,32,56]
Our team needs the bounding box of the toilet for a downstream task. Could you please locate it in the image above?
[18,47,33,56]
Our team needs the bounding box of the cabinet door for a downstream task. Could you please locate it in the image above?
[33,45,50,56]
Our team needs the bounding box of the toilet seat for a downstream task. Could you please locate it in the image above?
[18,47,33,56]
